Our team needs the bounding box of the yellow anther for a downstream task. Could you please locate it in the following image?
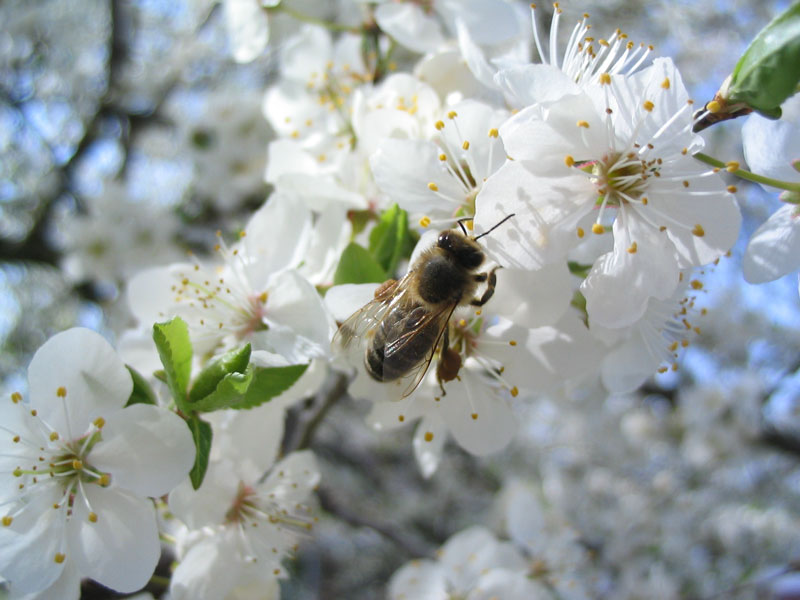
[599,73,611,85]
[93,417,105,429]
[690,280,703,290]
[447,110,458,119]
[565,155,575,167]
[56,387,67,398]
[424,432,434,442]
[725,161,739,172]
[439,153,447,161]
[427,182,439,192]
[419,216,431,228]
[435,120,445,130]
[462,140,470,150]
[642,197,649,205]
[398,415,405,422]
[488,128,499,138]
[643,100,654,112]
[510,386,519,397]
[49,432,59,442]
[592,223,605,234]
[88,512,98,523]
[577,120,590,128]
[98,474,110,487]
[661,77,671,89]
[30,409,37,417]
[72,460,82,470]
[54,553,66,564]
[692,224,705,237]
[706,100,722,114]
[657,366,668,373]
[727,185,738,193]
[2,516,12,526]
[668,341,679,352]
[576,227,585,238]
[11,392,22,403]
[509,340,517,346]
[627,242,638,254]
[471,413,478,420]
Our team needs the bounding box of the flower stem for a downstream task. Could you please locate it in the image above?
[271,4,361,34]
[693,152,800,192]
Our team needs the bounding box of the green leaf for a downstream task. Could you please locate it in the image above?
[231,364,309,410]
[567,261,592,279]
[333,242,387,285]
[124,365,158,406]
[153,318,193,412]
[729,2,800,117]
[188,344,251,404]
[368,203,413,275]
[186,416,213,490]
[189,368,254,413]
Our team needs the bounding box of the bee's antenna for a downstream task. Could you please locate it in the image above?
[473,214,515,241]
[456,217,472,236]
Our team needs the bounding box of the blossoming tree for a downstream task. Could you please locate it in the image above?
[2,1,800,598]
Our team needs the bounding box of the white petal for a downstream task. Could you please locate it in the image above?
[242,193,312,281]
[582,213,681,329]
[413,415,447,478]
[484,313,602,391]
[489,264,571,328]
[213,402,285,473]
[168,463,240,529]
[374,3,445,54]
[474,161,594,269]
[67,486,159,593]
[365,393,424,431]
[388,560,448,600]
[743,203,800,283]
[325,283,380,323]
[259,450,320,505]
[0,491,66,594]
[438,372,516,456]
[439,0,521,46]
[28,328,132,437]
[10,559,81,600]
[439,526,527,591]
[644,164,741,268]
[493,64,581,107]
[88,404,195,498]
[170,536,242,600]
[224,0,269,63]
[126,263,190,326]
[601,332,660,394]
[262,269,336,359]
[742,94,800,186]
[468,569,550,600]
[370,138,465,215]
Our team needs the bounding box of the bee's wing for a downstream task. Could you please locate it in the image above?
[331,278,408,366]
[383,301,458,399]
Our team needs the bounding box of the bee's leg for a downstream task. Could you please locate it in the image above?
[470,267,498,306]
[436,325,451,396]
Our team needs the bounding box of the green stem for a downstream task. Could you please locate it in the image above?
[693,152,800,192]
[271,4,361,34]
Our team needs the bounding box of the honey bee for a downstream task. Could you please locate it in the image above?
[333,215,514,399]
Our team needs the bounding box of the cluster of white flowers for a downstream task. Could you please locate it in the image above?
[3,0,800,598]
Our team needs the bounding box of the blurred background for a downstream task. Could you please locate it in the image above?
[1,1,800,598]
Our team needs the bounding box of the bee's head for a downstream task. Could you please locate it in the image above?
[437,230,484,269]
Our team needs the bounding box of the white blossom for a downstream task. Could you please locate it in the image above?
[0,329,195,598]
